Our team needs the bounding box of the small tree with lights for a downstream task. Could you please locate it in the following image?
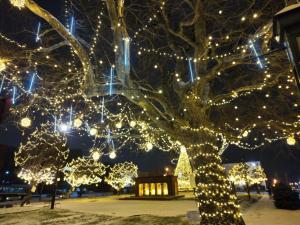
[15,124,69,208]
[105,162,138,194]
[250,166,267,194]
[64,157,107,196]
[229,163,252,200]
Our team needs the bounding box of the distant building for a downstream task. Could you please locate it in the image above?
[135,175,178,198]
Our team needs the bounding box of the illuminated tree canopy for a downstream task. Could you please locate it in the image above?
[105,162,138,191]
[0,0,299,224]
[64,157,107,189]
[15,124,69,189]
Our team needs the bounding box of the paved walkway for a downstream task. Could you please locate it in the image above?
[243,195,300,225]
[0,203,47,215]
[57,195,198,217]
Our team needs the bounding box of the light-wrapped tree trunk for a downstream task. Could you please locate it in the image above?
[188,142,245,225]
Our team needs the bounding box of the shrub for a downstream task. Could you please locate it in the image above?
[273,182,300,210]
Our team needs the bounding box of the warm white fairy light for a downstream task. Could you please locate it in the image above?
[89,128,98,136]
[115,121,122,129]
[129,121,136,127]
[73,118,83,128]
[92,151,101,161]
[10,0,25,9]
[146,142,153,151]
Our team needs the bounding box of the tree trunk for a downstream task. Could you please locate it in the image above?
[50,175,58,209]
[256,184,260,194]
[246,182,251,200]
[39,183,45,201]
[188,143,245,225]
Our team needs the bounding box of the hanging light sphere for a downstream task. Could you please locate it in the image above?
[92,151,101,161]
[109,151,116,159]
[10,0,25,9]
[242,131,249,137]
[20,117,32,128]
[180,145,187,153]
[287,136,296,146]
[90,128,98,136]
[146,142,153,151]
[115,122,122,129]
[129,121,136,127]
[73,118,83,128]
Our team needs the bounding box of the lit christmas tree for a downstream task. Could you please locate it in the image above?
[174,146,195,191]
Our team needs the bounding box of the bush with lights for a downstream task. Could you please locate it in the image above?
[64,157,107,191]
[105,162,138,193]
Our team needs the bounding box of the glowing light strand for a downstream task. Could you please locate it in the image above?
[12,86,16,104]
[28,72,36,93]
[35,22,41,42]
[188,59,195,82]
[101,97,105,123]
[249,40,263,69]
[109,67,114,96]
[0,76,4,93]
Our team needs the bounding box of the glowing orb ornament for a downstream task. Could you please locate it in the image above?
[242,131,249,137]
[89,128,98,136]
[180,145,187,153]
[20,117,32,128]
[287,136,296,146]
[92,151,101,161]
[10,0,25,9]
[115,122,122,129]
[73,118,83,128]
[129,121,136,127]
[109,151,116,159]
[146,142,153,151]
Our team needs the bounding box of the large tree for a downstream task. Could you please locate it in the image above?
[1,0,300,224]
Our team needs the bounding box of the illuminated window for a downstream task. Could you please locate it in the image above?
[163,183,168,195]
[150,183,156,195]
[156,183,162,195]
[139,184,144,196]
[144,183,149,196]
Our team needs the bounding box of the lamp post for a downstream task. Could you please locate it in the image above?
[273,3,300,90]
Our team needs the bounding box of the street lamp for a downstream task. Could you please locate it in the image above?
[273,2,300,90]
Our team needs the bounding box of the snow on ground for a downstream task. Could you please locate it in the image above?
[57,195,198,217]
[0,194,300,224]
[243,195,300,225]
